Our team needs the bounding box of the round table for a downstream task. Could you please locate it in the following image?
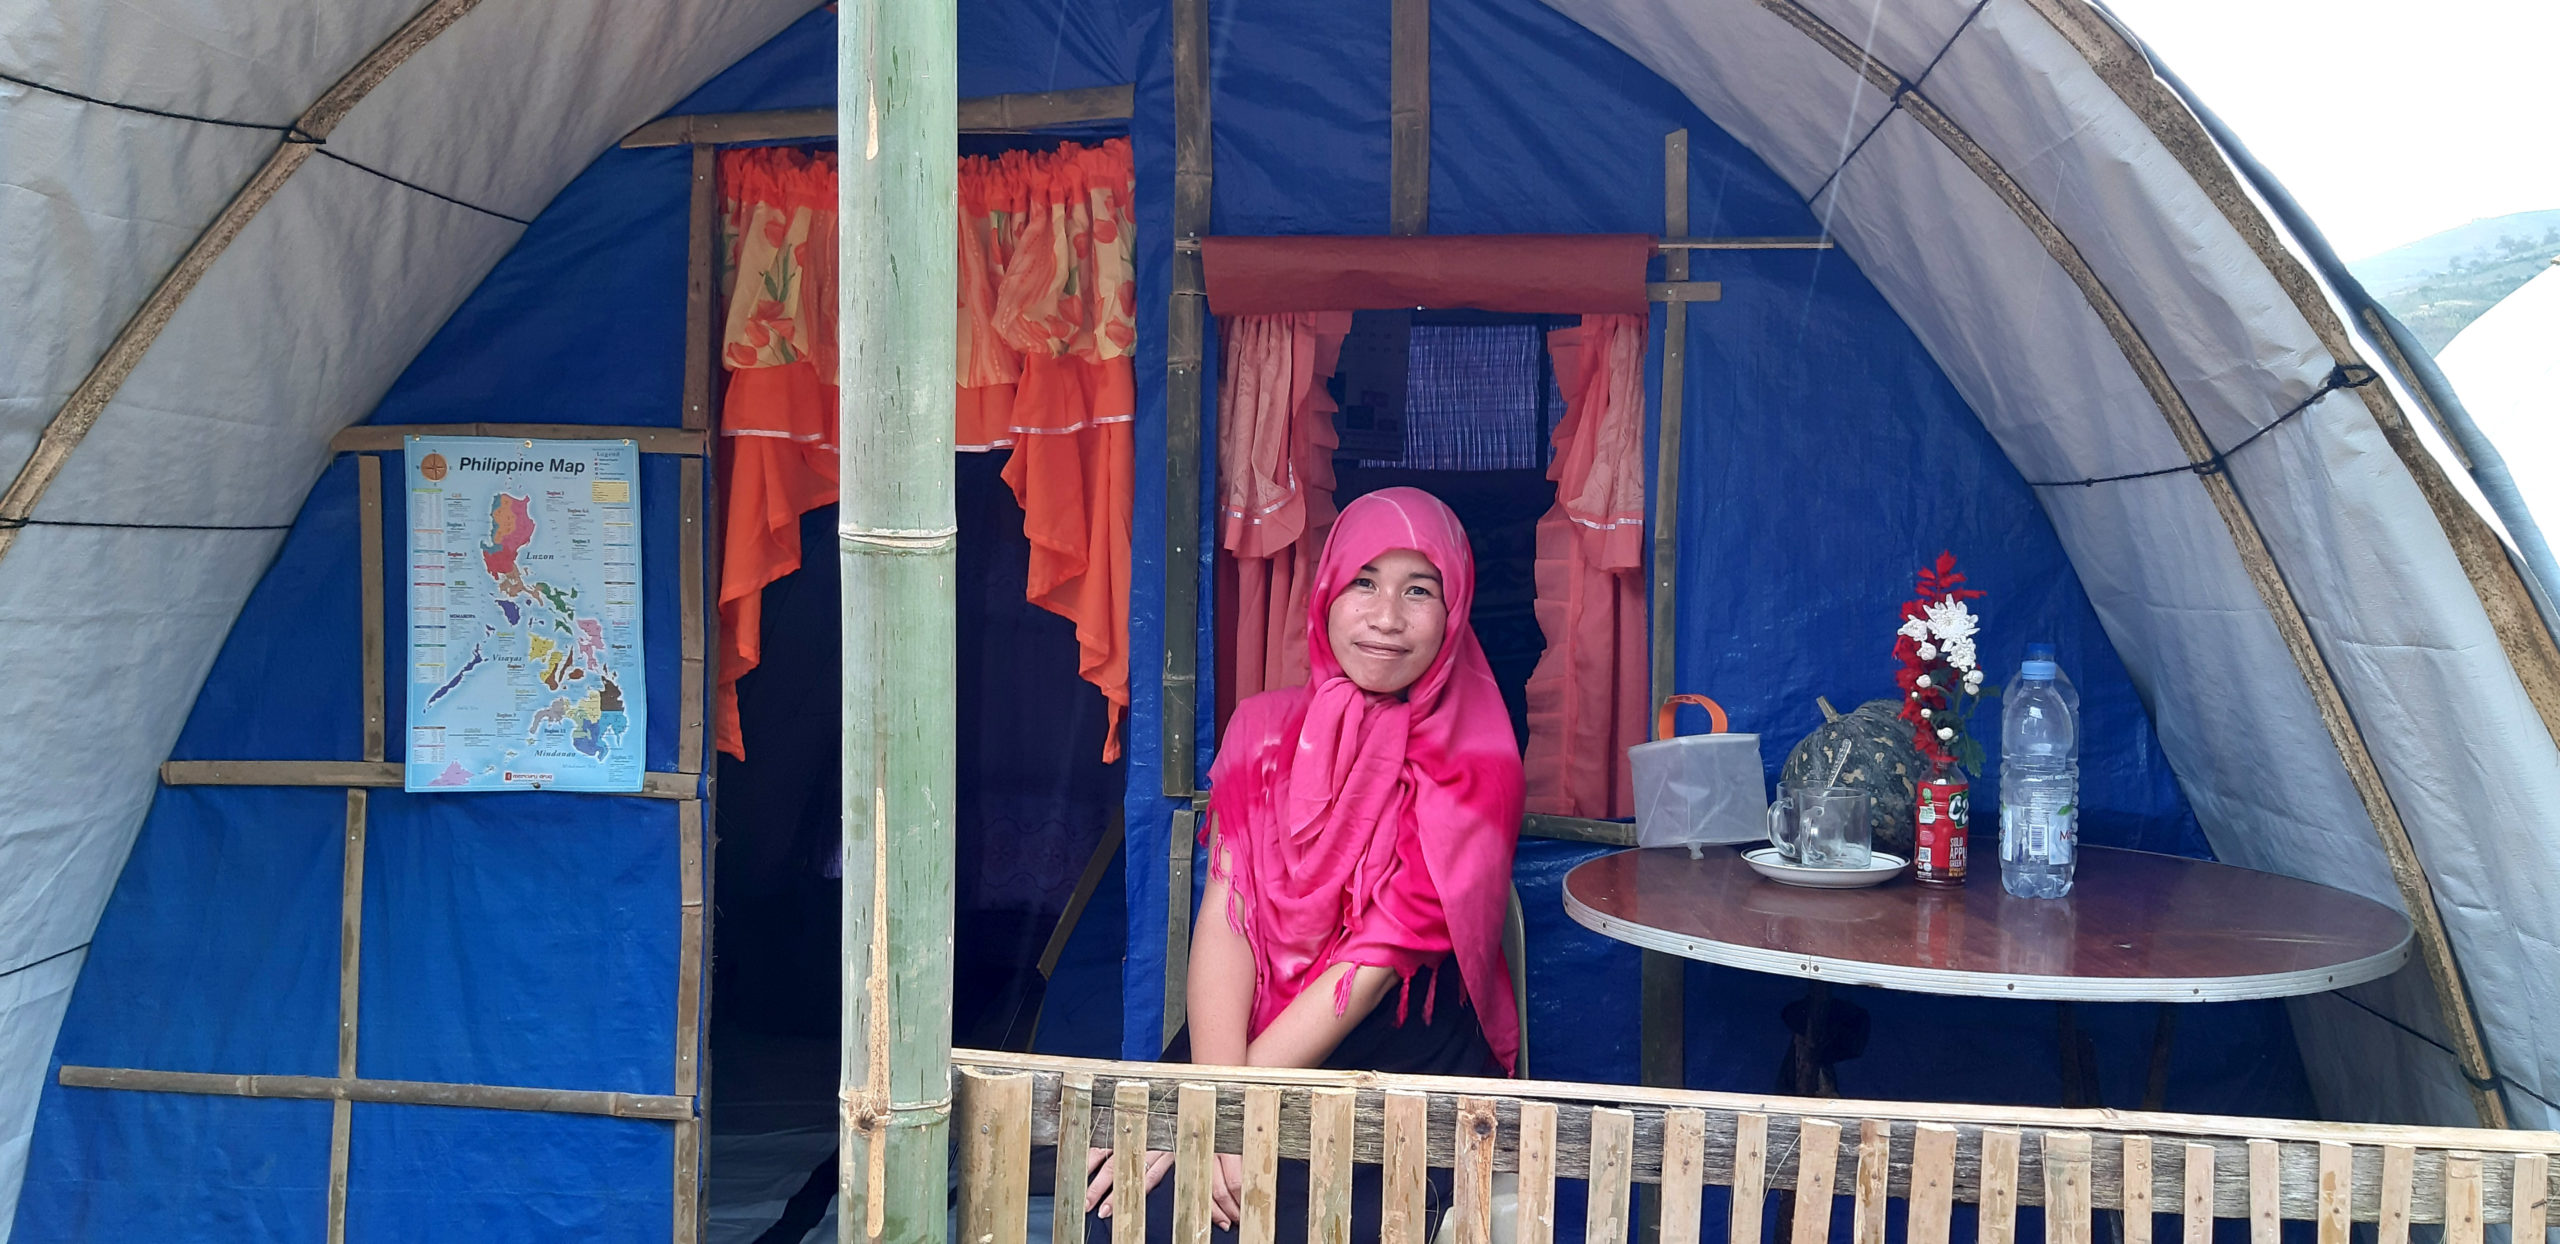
[1562,844,2412,1001]
[1563,844,2413,1113]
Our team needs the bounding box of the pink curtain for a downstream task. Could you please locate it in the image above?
[1523,314,1649,818]
[1212,312,1354,724]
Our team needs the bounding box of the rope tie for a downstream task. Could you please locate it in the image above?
[0,516,294,532]
[2028,365,2379,488]
[1,68,528,224]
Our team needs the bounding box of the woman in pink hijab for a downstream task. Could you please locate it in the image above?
[1088,486,1525,1241]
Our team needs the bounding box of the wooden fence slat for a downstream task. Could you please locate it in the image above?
[1519,1101,1560,1244]
[1731,1112,1770,1244]
[2183,1144,2215,1244]
[2045,1133,2092,1244]
[1455,1097,1501,1244]
[1852,1120,1890,1244]
[1242,1086,1280,1244]
[1588,1108,1635,1244]
[2123,1136,2153,1244]
[1980,1128,2022,1244]
[1793,1118,1842,1244]
[1659,1109,1706,1244]
[1907,1124,1956,1244]
[1174,1084,1217,1244]
[1114,1081,1151,1244]
[2249,1140,2280,1244]
[1309,1089,1356,1244]
[1055,1076,1094,1244]
[2511,1153,2547,1244]
[2376,1144,2414,1244]
[2444,1154,2483,1244]
[1384,1092,1429,1244]
[2316,1143,2351,1244]
[958,1067,1034,1244]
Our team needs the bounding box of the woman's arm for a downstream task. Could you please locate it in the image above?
[1191,823,1400,1069]
[1184,829,1255,1068]
[1243,960,1397,1068]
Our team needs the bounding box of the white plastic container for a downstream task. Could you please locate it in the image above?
[1628,694,1769,849]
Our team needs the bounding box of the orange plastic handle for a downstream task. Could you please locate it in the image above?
[1655,693,1730,740]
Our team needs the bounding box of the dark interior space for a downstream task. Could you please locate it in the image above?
[711,450,1124,1051]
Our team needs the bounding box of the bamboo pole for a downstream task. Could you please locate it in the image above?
[837,0,957,1240]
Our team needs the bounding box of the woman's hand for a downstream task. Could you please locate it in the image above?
[1081,1147,1249,1229]
[1084,1147,1171,1221]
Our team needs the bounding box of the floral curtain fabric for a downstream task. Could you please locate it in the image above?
[715,147,840,759]
[1523,314,1649,817]
[713,139,1135,761]
[1212,312,1354,724]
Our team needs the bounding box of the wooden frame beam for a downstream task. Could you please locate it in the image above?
[58,1065,693,1120]
[331,424,705,455]
[1162,0,1211,799]
[160,759,699,800]
[618,84,1136,148]
[1645,124,1694,1135]
[1389,0,1430,234]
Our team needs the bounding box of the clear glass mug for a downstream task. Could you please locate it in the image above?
[1766,784,1875,868]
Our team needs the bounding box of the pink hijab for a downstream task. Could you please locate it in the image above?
[1205,487,1525,1074]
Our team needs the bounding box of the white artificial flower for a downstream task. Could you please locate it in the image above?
[1923,597,1979,646]
[1945,637,1977,673]
[1915,674,1932,688]
[1917,642,1938,660]
[1964,669,1984,687]
[1919,707,1933,719]
[1936,726,1955,740]
[1897,616,1930,642]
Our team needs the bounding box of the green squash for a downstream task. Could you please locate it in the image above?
[1778,698,1928,856]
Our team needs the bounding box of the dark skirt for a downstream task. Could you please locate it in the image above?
[1081,957,1494,1244]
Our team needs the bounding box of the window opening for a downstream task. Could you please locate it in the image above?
[1329,309,1571,748]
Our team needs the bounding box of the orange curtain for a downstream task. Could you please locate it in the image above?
[1522,314,1649,817]
[715,147,841,759]
[713,139,1136,762]
[1212,313,1353,723]
[957,139,1137,762]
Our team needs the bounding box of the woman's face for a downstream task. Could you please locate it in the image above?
[1326,548,1449,695]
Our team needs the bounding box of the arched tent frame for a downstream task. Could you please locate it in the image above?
[8,0,2560,1233]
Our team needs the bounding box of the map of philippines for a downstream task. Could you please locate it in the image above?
[405,436,645,792]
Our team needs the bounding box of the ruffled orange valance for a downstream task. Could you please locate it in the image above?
[714,140,1134,763]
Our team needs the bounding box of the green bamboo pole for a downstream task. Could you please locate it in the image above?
[838,1,957,1241]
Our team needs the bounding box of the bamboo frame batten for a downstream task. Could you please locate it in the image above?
[952,1052,2560,1227]
[330,423,705,455]
[1164,235,1830,254]
[619,83,1136,147]
[56,1066,693,1120]
[159,759,699,799]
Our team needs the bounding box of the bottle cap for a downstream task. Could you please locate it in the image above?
[2021,659,2057,680]
[2024,642,2056,662]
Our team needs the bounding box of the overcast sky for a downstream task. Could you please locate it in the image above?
[2100,0,2560,260]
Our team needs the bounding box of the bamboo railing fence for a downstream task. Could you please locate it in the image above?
[952,1050,2557,1244]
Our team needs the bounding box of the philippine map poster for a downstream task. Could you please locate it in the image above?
[404,436,645,793]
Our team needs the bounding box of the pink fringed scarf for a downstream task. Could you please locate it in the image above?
[1205,488,1525,1074]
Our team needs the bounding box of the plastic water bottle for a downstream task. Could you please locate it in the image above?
[1999,644,2079,898]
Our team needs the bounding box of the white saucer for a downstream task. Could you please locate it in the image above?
[1741,847,1907,889]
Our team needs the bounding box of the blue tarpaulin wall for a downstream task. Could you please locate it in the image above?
[23,0,2321,1237]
